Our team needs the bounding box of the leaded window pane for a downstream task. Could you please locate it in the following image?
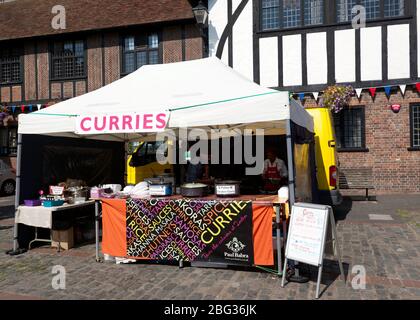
[283,0,301,28]
[304,0,324,26]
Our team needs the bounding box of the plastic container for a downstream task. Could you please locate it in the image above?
[102,184,122,193]
[24,199,42,207]
[90,187,105,199]
[42,200,65,207]
[74,197,86,204]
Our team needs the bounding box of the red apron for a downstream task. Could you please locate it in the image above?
[264,162,281,191]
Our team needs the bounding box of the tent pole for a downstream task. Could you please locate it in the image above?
[285,119,299,276]
[12,133,23,252]
[286,120,295,205]
[124,138,128,185]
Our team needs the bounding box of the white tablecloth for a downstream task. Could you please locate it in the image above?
[16,206,52,228]
[15,201,95,229]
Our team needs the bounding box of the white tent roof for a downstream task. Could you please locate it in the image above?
[18,57,313,141]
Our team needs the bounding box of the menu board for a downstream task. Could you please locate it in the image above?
[285,203,330,267]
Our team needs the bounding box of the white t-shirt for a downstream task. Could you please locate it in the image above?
[263,158,288,178]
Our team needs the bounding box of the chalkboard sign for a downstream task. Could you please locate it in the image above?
[285,203,330,267]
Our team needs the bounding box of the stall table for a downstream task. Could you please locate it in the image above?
[15,200,95,250]
[94,195,288,273]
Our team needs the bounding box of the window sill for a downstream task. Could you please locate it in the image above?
[50,76,87,82]
[0,81,23,86]
[337,148,369,153]
[407,147,420,151]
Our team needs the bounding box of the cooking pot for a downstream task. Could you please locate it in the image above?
[64,187,90,204]
[180,183,208,197]
[214,180,240,197]
[147,180,173,196]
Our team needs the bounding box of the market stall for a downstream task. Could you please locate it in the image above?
[13,57,314,271]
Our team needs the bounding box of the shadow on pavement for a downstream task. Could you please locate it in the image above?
[298,259,350,298]
[0,205,15,220]
[333,196,353,222]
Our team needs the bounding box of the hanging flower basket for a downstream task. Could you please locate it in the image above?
[320,85,354,113]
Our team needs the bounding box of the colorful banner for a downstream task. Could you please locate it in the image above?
[126,198,255,266]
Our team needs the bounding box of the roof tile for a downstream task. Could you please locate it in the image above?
[0,0,194,41]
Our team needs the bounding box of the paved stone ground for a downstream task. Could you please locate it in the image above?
[0,195,419,300]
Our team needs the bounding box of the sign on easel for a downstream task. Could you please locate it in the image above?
[281,203,345,299]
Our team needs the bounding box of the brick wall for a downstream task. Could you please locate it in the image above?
[36,40,49,100]
[185,24,203,60]
[11,85,21,101]
[63,82,73,99]
[24,41,36,101]
[0,87,10,102]
[163,26,183,63]
[75,80,87,96]
[303,87,420,194]
[103,32,120,85]
[87,34,103,91]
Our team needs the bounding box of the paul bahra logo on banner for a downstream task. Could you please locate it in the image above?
[224,237,249,261]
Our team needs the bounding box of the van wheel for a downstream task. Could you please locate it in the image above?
[1,180,15,196]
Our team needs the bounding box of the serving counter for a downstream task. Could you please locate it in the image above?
[94,195,288,270]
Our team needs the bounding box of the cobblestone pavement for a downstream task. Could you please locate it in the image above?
[0,195,419,300]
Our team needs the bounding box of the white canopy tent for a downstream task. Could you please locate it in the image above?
[18,57,313,140]
[12,57,314,256]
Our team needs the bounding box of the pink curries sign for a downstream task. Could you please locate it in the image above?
[75,112,169,134]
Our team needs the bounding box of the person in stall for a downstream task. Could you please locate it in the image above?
[185,146,210,183]
[261,147,288,193]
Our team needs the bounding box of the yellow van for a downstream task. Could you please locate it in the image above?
[126,141,173,185]
[306,107,342,205]
[128,109,341,205]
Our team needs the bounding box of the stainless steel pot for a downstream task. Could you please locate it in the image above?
[64,187,90,204]
[214,180,240,197]
[180,183,208,197]
[147,180,173,196]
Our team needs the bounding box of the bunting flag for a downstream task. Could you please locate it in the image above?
[369,88,377,98]
[312,92,319,101]
[399,84,406,96]
[416,83,420,93]
[384,86,391,98]
[298,93,305,101]
[355,88,363,99]
[0,103,45,114]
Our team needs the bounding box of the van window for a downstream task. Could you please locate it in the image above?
[130,141,166,167]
